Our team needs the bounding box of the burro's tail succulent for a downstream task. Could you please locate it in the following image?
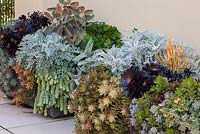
[68,67,131,134]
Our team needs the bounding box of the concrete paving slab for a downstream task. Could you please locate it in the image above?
[10,119,74,134]
[0,104,69,129]
[0,129,12,134]
[0,92,11,105]
[0,98,11,105]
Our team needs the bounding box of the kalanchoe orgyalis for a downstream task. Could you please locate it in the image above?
[122,63,192,99]
[44,1,94,45]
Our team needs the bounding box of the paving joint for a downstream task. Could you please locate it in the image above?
[0,125,15,134]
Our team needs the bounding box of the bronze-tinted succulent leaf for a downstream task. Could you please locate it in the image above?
[59,0,68,5]
[52,24,64,34]
[71,9,80,15]
[84,10,93,15]
[77,29,86,39]
[78,6,85,13]
[84,14,94,21]
[43,26,54,35]
[44,12,53,21]
[71,1,79,9]
[67,0,71,4]
[52,12,62,20]
[44,0,94,45]
[63,26,73,37]
[47,7,56,12]
[72,34,77,44]
[56,3,63,14]
[62,8,68,16]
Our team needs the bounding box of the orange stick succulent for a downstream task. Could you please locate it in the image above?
[156,40,190,72]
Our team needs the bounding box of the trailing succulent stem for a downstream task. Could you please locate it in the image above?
[33,72,74,116]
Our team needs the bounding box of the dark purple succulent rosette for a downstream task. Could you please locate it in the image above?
[121,63,192,99]
[0,12,50,57]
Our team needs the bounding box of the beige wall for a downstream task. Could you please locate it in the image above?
[15,0,200,53]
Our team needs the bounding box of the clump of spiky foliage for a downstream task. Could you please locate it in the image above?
[122,63,191,99]
[0,12,50,56]
[130,76,200,134]
[13,64,36,106]
[0,48,18,98]
[68,67,131,134]
[156,40,190,72]
[81,31,167,75]
[82,22,122,50]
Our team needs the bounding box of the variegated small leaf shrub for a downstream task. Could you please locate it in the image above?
[130,76,200,134]
[68,67,131,134]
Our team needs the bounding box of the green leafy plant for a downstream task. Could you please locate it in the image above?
[16,31,81,116]
[68,67,131,134]
[0,48,18,98]
[82,22,122,50]
[44,0,94,45]
[130,76,200,134]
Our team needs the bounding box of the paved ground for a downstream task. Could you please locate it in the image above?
[0,93,74,134]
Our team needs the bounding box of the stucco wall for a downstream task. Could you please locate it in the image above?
[15,0,200,53]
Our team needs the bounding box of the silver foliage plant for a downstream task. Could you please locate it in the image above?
[184,47,200,80]
[16,30,81,76]
[87,31,167,75]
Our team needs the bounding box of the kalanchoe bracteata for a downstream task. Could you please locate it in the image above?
[122,63,192,99]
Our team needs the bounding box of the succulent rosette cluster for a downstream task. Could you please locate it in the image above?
[68,67,131,134]
[130,76,200,134]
